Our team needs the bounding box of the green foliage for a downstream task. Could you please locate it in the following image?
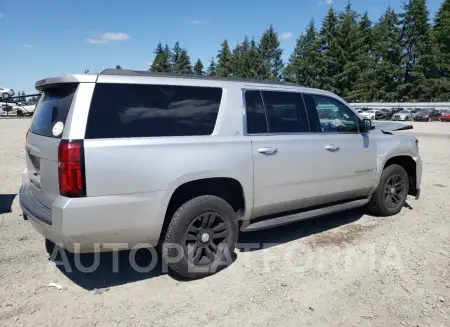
[116,65,122,69]
[259,25,283,80]
[194,59,204,75]
[150,42,171,72]
[207,58,217,76]
[145,0,449,101]
[216,39,233,77]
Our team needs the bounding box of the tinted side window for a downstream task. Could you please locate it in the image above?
[306,94,359,133]
[261,91,309,133]
[244,90,268,134]
[85,84,222,139]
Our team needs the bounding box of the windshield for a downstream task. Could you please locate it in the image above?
[366,110,376,113]
[399,110,409,114]
[418,109,430,115]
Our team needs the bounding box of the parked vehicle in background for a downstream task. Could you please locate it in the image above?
[360,109,378,120]
[14,104,36,116]
[408,108,419,119]
[20,69,422,279]
[381,108,395,120]
[374,110,386,120]
[440,111,450,122]
[392,110,413,121]
[413,109,441,122]
[0,87,15,99]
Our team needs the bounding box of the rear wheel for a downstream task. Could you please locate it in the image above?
[367,164,409,217]
[2,92,9,99]
[162,195,239,279]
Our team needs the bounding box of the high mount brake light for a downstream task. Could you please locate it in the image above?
[58,140,86,197]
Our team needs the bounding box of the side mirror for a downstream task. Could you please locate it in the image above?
[361,118,373,132]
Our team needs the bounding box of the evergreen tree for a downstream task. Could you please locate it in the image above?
[207,58,217,76]
[170,42,183,73]
[259,25,283,80]
[371,7,403,101]
[346,11,379,101]
[434,0,450,100]
[399,0,440,101]
[283,19,320,87]
[246,38,269,79]
[176,49,193,74]
[116,65,122,69]
[150,42,171,72]
[316,7,340,93]
[193,58,204,75]
[335,2,361,98]
[21,91,26,102]
[216,39,233,77]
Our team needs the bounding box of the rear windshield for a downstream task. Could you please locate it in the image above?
[30,84,78,138]
[85,83,223,139]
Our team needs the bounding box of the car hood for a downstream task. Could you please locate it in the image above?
[373,122,413,132]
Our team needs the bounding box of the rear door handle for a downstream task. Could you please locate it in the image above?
[325,144,340,152]
[258,147,278,155]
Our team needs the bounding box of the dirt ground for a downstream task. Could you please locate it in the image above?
[0,118,449,327]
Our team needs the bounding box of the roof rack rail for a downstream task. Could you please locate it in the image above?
[99,68,300,87]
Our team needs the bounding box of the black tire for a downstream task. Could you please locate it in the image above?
[17,110,23,117]
[2,92,9,99]
[162,195,239,279]
[367,164,409,217]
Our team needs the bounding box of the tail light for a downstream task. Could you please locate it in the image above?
[58,140,86,197]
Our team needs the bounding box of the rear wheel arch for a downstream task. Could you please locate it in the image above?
[158,177,246,243]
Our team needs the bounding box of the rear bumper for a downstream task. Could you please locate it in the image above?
[19,170,170,253]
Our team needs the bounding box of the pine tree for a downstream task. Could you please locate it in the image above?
[334,2,361,98]
[176,49,193,74]
[283,19,320,87]
[370,7,403,101]
[116,65,122,69]
[316,7,340,93]
[170,42,183,73]
[434,0,450,100]
[216,39,233,77]
[347,11,379,101]
[399,0,440,101]
[207,58,217,76]
[150,42,171,72]
[259,25,283,80]
[193,59,204,75]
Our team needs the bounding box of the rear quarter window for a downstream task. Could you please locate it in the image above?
[85,83,223,139]
[30,84,78,138]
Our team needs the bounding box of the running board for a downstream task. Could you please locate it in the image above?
[241,197,371,232]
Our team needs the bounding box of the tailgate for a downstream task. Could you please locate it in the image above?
[26,84,78,209]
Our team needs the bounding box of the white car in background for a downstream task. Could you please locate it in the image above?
[14,104,36,116]
[0,87,15,99]
[392,110,413,121]
[360,109,378,120]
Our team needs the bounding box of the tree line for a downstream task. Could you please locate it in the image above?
[145,0,450,102]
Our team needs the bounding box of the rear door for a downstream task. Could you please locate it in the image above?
[26,84,78,208]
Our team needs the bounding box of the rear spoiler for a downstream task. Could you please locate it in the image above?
[372,122,413,132]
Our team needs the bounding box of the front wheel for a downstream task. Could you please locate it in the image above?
[162,195,239,279]
[367,164,409,217]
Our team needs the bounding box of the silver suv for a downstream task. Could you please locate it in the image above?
[20,69,422,279]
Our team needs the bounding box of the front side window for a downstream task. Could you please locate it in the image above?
[85,83,222,139]
[260,91,309,133]
[306,94,359,133]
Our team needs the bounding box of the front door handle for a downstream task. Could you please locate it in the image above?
[258,147,278,155]
[325,144,340,152]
